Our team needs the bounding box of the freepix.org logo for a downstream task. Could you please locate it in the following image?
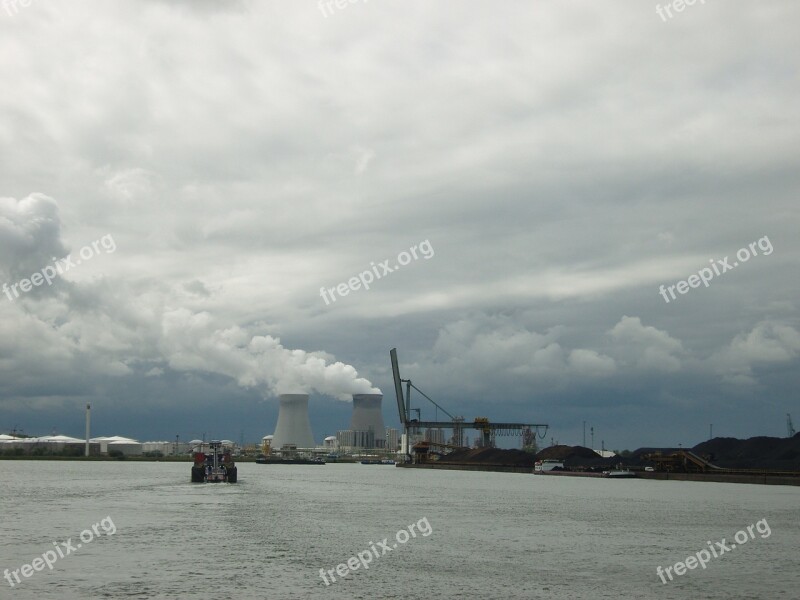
[658,235,772,303]
[319,239,434,305]
[3,0,35,17]
[656,0,706,23]
[2,234,117,302]
[4,516,117,588]
[656,518,771,584]
[318,517,433,585]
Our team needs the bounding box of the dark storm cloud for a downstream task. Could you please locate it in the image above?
[0,1,798,448]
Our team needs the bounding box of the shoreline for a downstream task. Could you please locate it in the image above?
[396,463,800,486]
[0,455,361,463]
[0,455,230,462]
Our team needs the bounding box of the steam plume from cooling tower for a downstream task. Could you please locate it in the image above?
[160,308,380,400]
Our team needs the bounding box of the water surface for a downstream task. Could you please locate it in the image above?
[0,461,797,599]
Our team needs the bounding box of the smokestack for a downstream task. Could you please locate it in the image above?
[85,403,91,457]
[351,394,385,448]
[272,394,315,449]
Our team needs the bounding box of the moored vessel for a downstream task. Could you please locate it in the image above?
[534,459,564,473]
[603,469,636,479]
[255,455,324,465]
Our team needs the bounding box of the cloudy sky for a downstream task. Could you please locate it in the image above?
[1,1,798,450]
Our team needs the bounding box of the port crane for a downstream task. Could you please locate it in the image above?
[390,348,548,456]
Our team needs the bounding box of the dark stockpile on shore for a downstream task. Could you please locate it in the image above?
[535,445,598,461]
[539,445,620,470]
[625,434,800,471]
[438,447,537,467]
[693,434,800,470]
[434,434,800,470]
[437,445,615,468]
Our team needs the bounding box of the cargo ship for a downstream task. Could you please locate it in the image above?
[191,440,237,483]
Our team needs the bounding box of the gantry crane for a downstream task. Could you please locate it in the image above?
[390,348,548,456]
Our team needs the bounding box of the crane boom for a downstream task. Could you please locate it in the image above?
[390,348,407,425]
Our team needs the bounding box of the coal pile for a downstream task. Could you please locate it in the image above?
[625,435,800,470]
[439,447,536,467]
[440,445,598,467]
[692,434,800,470]
[436,434,800,470]
[535,445,599,461]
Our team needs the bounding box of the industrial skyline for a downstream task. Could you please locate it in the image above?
[1,2,798,450]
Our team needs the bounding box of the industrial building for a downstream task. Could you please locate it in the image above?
[91,436,143,455]
[386,428,400,451]
[0,434,149,456]
[0,434,91,454]
[424,428,447,446]
[334,426,401,453]
[0,434,190,457]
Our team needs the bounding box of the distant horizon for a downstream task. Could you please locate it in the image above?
[2,2,798,462]
[4,410,793,453]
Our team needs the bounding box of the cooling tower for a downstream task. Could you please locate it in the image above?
[272,394,315,449]
[351,394,385,447]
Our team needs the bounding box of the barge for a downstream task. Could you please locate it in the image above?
[255,455,324,465]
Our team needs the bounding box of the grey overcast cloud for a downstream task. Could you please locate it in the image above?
[1,0,798,451]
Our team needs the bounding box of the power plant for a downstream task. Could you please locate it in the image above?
[267,393,392,453]
[350,394,386,449]
[271,394,316,449]
[264,348,549,458]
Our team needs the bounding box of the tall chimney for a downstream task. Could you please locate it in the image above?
[85,403,91,457]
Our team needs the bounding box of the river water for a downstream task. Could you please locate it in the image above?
[0,461,797,599]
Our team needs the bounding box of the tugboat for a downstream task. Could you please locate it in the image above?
[191,440,237,483]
